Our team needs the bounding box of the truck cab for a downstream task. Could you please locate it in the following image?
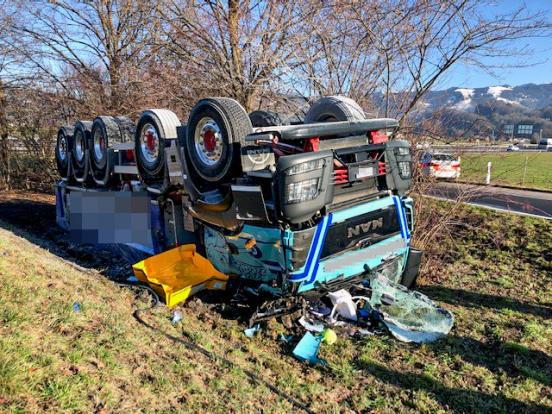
[55,96,422,299]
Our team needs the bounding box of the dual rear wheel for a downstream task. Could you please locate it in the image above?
[134,99,252,190]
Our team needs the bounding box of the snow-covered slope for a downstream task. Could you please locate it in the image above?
[421,83,552,112]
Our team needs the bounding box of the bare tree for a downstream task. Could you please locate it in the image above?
[158,0,316,112]
[11,0,160,114]
[356,0,550,122]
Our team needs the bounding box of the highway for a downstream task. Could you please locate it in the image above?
[424,182,552,219]
[427,145,548,153]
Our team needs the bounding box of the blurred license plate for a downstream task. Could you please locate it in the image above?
[358,166,375,178]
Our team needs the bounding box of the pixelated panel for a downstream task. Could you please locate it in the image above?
[69,191,151,246]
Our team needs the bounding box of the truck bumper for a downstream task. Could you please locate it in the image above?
[288,195,413,293]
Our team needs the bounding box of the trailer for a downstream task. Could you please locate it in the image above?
[54,96,421,303]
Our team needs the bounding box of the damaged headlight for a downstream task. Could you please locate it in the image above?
[398,161,412,179]
[395,147,412,179]
[285,159,325,176]
[286,178,320,204]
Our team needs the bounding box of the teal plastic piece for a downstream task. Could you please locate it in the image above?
[292,332,326,365]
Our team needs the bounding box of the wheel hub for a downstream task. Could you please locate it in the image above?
[59,136,67,160]
[75,131,85,161]
[93,131,105,162]
[194,117,223,166]
[140,124,159,164]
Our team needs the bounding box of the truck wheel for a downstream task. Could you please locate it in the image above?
[135,109,181,185]
[56,126,73,179]
[90,116,120,172]
[90,116,135,186]
[249,110,284,128]
[72,121,93,182]
[186,98,252,185]
[114,116,136,143]
[304,96,365,123]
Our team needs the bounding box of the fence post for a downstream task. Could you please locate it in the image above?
[486,161,492,185]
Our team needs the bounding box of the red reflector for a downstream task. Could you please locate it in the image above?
[378,161,386,175]
[370,130,388,144]
[125,150,135,161]
[303,137,320,152]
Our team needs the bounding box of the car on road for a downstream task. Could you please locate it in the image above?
[420,152,461,179]
[506,144,520,152]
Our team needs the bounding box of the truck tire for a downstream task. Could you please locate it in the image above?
[90,116,120,172]
[90,116,135,186]
[249,110,284,128]
[186,98,252,185]
[72,120,93,183]
[56,126,73,179]
[114,116,136,143]
[304,96,365,123]
[135,109,181,186]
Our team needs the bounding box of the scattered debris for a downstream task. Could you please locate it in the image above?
[72,302,81,312]
[298,315,325,333]
[244,324,261,338]
[171,309,183,325]
[321,328,337,345]
[328,289,358,322]
[369,275,454,343]
[292,332,326,365]
[287,275,455,363]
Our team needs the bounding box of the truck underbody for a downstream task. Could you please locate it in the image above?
[54,96,421,301]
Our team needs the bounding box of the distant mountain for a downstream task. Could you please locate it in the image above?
[416,83,552,139]
[420,83,552,113]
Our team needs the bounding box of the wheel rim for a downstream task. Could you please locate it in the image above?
[75,131,85,162]
[194,117,223,166]
[93,130,105,162]
[140,123,159,164]
[58,135,67,161]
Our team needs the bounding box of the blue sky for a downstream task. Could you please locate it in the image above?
[437,0,552,90]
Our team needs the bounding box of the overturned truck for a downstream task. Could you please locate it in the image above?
[54,96,421,300]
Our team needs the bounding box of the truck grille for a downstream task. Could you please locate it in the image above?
[320,205,401,259]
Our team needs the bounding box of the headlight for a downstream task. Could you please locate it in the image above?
[395,147,410,156]
[285,159,325,176]
[286,178,320,204]
[398,161,411,179]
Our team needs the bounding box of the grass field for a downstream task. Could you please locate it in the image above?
[460,152,552,190]
[0,204,551,413]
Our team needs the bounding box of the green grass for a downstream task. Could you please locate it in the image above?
[460,152,552,190]
[0,205,551,413]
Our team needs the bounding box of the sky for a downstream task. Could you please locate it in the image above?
[437,0,552,90]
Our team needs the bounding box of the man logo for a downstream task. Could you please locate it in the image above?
[347,218,383,239]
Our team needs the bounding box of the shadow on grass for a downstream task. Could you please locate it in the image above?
[0,198,146,281]
[357,359,550,414]
[419,285,552,318]
[433,335,551,386]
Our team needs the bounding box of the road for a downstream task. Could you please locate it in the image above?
[424,182,552,219]
[428,145,549,153]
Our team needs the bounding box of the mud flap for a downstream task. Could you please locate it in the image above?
[401,248,422,288]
